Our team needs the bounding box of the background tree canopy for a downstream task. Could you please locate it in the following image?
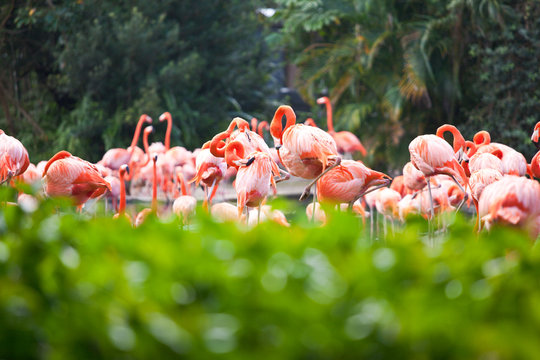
[272,0,540,170]
[0,0,539,171]
[0,0,272,162]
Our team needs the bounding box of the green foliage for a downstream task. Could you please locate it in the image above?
[462,1,540,159]
[2,188,540,358]
[0,0,272,162]
[272,0,536,170]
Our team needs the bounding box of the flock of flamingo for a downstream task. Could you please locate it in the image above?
[2,95,540,238]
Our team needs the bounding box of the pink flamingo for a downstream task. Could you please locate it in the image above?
[479,175,540,238]
[135,154,158,227]
[101,114,151,172]
[43,151,111,210]
[172,169,197,224]
[403,161,427,193]
[316,96,367,157]
[0,129,29,185]
[473,131,527,176]
[113,165,131,222]
[409,124,468,218]
[191,141,227,210]
[224,140,281,222]
[316,160,391,207]
[270,105,341,203]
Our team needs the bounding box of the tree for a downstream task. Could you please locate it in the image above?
[0,0,273,162]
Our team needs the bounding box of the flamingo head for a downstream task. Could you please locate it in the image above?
[365,171,392,190]
[142,114,152,124]
[152,154,158,163]
[316,96,329,105]
[159,112,171,122]
[119,164,130,177]
[531,122,540,144]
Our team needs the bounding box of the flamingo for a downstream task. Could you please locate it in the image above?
[316,160,391,207]
[248,205,290,227]
[531,150,540,179]
[135,154,158,227]
[409,124,468,219]
[531,121,540,150]
[403,161,427,193]
[316,96,367,157]
[42,151,111,210]
[390,175,408,198]
[270,105,341,203]
[172,169,197,224]
[479,175,540,238]
[15,163,41,186]
[224,140,281,221]
[113,165,131,222]
[375,188,402,236]
[0,129,30,185]
[191,142,227,210]
[469,168,503,231]
[472,130,527,176]
[211,202,244,223]
[101,114,151,172]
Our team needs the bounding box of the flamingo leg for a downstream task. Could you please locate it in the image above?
[299,157,341,201]
[427,177,435,220]
[257,203,262,224]
[311,183,318,223]
[449,175,468,213]
[207,179,219,208]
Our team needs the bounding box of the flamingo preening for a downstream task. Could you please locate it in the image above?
[270,105,341,203]
[316,96,367,157]
[0,129,30,185]
[43,151,111,210]
[409,124,468,219]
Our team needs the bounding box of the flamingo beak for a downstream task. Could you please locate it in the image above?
[246,157,255,166]
[153,154,158,162]
[126,166,130,175]
[532,129,539,143]
[316,97,326,105]
[159,113,166,122]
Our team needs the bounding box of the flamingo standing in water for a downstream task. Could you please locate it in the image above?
[43,151,111,210]
[316,96,367,157]
[409,124,468,219]
[224,140,281,222]
[100,114,151,172]
[0,129,30,185]
[113,165,131,222]
[172,169,197,224]
[270,105,341,203]
[135,154,159,227]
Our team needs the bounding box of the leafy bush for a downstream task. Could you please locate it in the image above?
[1,188,540,359]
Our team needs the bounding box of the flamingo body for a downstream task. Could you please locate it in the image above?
[0,130,30,184]
[43,151,111,206]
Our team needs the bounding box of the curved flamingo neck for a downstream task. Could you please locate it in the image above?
[210,131,230,158]
[465,140,477,157]
[305,118,318,127]
[436,124,466,153]
[177,171,188,196]
[317,97,334,133]
[270,105,296,141]
[251,118,258,132]
[43,151,72,176]
[118,167,127,214]
[226,117,250,134]
[151,157,157,212]
[142,127,153,166]
[473,131,491,147]
[257,121,269,137]
[162,112,172,151]
[225,141,245,168]
[130,114,151,151]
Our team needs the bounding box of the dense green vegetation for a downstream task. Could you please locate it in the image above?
[2,187,540,359]
[0,0,272,162]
